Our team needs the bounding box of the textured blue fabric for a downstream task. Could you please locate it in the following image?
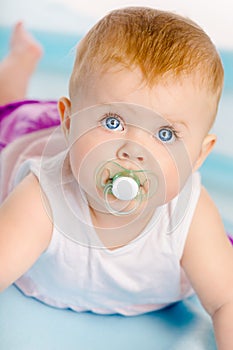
[0,285,216,350]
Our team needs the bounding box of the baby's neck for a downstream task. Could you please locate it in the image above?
[89,204,155,251]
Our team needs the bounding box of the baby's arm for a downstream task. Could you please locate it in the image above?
[0,173,53,291]
[181,187,233,350]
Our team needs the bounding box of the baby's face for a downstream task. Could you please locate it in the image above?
[63,68,216,214]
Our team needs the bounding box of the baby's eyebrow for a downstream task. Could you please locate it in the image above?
[166,119,188,130]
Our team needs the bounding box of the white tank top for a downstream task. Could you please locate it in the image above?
[13,150,201,316]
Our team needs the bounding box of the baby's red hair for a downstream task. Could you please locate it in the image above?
[69,7,224,105]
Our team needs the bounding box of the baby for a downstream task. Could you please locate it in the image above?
[1,8,233,349]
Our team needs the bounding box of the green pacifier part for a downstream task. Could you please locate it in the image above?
[96,162,157,215]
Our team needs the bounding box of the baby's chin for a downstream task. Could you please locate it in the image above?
[85,187,158,219]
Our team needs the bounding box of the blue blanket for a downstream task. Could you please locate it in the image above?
[0,285,216,350]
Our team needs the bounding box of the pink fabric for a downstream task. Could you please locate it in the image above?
[0,99,64,202]
[0,100,60,151]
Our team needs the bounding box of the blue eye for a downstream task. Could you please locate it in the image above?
[157,128,175,143]
[101,115,124,131]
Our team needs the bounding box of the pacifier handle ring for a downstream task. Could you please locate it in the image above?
[103,184,142,216]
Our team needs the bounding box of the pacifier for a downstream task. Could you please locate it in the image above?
[96,161,158,215]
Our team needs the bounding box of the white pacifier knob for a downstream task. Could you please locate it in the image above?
[112,176,139,201]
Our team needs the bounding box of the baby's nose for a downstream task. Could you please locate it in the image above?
[117,142,145,163]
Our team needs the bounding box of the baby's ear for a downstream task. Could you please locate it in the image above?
[58,97,71,137]
[193,134,216,171]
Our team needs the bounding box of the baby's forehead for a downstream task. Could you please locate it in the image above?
[70,67,218,133]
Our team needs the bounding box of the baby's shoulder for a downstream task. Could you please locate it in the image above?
[2,172,53,250]
[187,186,223,233]
[192,186,221,227]
[0,172,53,290]
[183,185,226,256]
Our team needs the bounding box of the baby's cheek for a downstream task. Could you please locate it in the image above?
[164,168,181,202]
[68,145,84,180]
